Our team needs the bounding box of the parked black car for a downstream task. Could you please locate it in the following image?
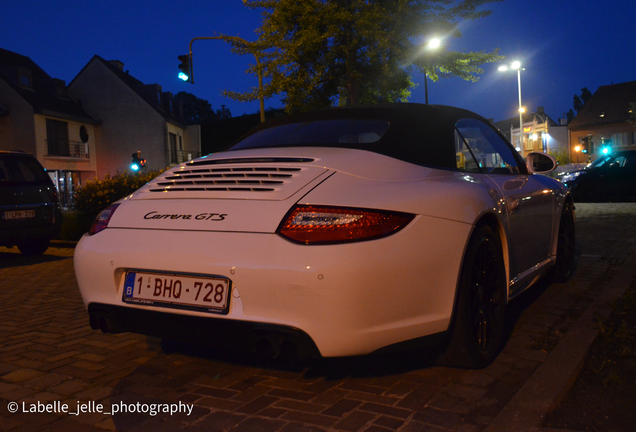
[0,151,62,255]
[560,151,636,202]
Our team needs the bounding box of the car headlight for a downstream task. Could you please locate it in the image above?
[277,205,415,245]
[561,171,585,183]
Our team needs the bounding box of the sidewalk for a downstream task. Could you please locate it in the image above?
[486,223,636,432]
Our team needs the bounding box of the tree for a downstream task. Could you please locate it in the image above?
[175,91,225,124]
[573,87,592,113]
[225,0,503,113]
[566,87,593,123]
[628,102,636,128]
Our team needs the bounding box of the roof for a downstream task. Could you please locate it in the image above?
[71,55,185,126]
[494,111,558,133]
[0,47,97,124]
[568,80,636,130]
[226,103,512,171]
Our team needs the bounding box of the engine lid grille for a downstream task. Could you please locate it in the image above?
[134,157,327,201]
[150,166,301,193]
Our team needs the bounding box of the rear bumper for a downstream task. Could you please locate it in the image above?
[75,218,469,357]
[88,302,320,360]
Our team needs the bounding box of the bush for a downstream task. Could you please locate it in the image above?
[58,210,87,241]
[549,149,571,167]
[74,169,165,219]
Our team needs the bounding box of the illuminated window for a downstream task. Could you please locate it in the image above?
[525,135,533,150]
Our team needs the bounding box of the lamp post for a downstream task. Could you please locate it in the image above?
[498,61,524,151]
[424,38,441,104]
[187,36,265,123]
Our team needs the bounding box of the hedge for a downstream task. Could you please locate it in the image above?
[74,169,165,219]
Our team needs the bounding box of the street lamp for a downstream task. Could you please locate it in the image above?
[498,61,524,151]
[424,38,441,104]
[574,145,581,164]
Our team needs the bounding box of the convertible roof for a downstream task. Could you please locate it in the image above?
[229,103,489,170]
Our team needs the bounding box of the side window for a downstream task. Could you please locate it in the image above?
[454,129,481,172]
[0,157,49,183]
[455,118,522,175]
[610,156,626,168]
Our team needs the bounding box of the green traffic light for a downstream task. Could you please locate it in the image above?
[178,72,189,82]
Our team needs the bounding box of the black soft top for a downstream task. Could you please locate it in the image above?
[226,103,490,170]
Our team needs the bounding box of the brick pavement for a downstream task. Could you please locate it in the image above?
[1,203,635,432]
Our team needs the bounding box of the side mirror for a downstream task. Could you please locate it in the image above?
[526,152,557,174]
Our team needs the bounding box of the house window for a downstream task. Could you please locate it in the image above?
[524,135,533,150]
[169,133,178,164]
[46,119,69,156]
[19,73,31,88]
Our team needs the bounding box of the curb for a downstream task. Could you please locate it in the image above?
[485,249,636,432]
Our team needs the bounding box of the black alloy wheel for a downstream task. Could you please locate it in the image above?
[439,224,506,369]
[469,234,505,354]
[550,202,576,283]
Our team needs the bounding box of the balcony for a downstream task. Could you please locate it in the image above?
[46,140,89,159]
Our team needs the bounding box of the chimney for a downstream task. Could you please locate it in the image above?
[109,60,124,71]
[537,106,545,115]
[53,78,67,97]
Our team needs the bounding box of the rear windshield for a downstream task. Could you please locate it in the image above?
[0,156,50,184]
[230,119,391,150]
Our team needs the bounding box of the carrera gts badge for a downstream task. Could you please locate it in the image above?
[144,211,226,221]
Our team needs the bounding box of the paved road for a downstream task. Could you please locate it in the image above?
[1,203,635,432]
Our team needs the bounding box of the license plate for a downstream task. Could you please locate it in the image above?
[4,210,36,220]
[123,271,231,314]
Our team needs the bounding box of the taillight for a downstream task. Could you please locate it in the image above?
[89,203,120,235]
[277,205,415,245]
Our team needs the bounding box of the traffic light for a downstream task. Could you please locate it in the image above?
[178,54,192,83]
[131,151,146,172]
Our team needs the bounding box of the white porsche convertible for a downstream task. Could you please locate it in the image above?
[75,104,575,368]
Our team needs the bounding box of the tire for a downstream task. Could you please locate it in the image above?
[439,224,507,369]
[550,202,576,283]
[17,238,50,256]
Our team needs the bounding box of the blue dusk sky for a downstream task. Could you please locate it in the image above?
[1,0,634,123]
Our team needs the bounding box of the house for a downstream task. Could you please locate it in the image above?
[494,106,568,159]
[0,48,99,207]
[67,55,200,179]
[568,80,636,163]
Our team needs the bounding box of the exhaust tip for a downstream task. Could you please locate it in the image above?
[254,335,279,359]
[252,334,303,361]
[88,309,122,334]
[279,338,301,361]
